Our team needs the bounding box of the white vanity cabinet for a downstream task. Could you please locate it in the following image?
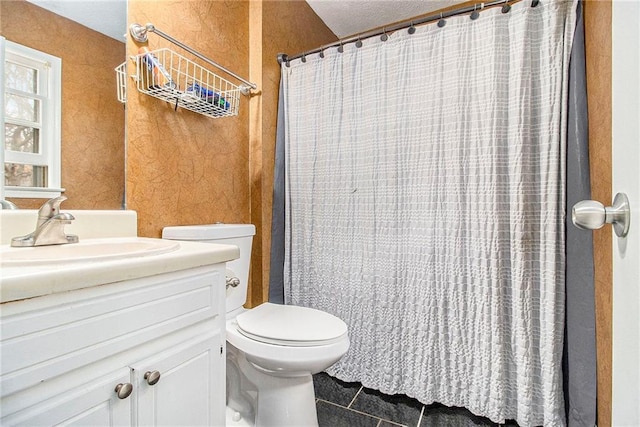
[0,263,228,427]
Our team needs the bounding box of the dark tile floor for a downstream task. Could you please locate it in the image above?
[313,372,520,427]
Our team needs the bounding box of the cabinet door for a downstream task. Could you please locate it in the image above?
[1,368,132,427]
[132,332,224,427]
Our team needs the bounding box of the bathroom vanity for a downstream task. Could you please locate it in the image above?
[0,214,239,426]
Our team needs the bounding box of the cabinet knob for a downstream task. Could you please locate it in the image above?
[114,383,133,399]
[144,370,161,386]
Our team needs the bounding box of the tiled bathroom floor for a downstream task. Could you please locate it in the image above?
[313,373,520,427]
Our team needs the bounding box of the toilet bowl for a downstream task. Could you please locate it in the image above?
[162,224,349,426]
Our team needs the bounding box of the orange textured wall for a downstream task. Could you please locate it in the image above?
[126,0,251,237]
[125,0,333,305]
[1,0,125,210]
[248,1,337,305]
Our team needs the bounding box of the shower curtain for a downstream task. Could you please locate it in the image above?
[276,1,578,425]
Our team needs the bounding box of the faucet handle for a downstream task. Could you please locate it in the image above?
[11,196,77,247]
[38,196,68,219]
[1,199,18,210]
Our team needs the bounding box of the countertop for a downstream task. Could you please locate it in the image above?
[0,238,239,304]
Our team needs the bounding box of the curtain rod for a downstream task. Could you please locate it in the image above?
[278,0,534,65]
[130,23,257,94]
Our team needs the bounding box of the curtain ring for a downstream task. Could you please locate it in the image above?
[408,21,416,34]
[437,12,447,27]
[470,4,480,20]
[355,36,363,48]
[319,48,325,58]
[502,0,512,13]
[531,0,540,7]
[301,52,306,63]
[337,41,344,53]
[381,28,388,41]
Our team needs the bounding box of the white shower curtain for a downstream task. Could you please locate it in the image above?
[282,1,577,425]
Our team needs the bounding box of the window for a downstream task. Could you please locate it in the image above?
[1,37,62,199]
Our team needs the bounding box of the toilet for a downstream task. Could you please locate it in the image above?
[162,224,349,426]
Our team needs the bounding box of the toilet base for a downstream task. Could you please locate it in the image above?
[252,371,317,426]
[228,344,319,427]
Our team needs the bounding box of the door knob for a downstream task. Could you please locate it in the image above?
[572,192,630,237]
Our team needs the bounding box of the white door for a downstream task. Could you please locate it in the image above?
[611,1,640,425]
[132,333,225,427]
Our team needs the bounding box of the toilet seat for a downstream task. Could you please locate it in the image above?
[235,303,348,347]
[227,304,350,377]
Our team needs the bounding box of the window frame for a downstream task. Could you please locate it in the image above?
[1,37,63,199]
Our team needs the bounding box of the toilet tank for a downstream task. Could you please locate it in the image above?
[162,224,255,313]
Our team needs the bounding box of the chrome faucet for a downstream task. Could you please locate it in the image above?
[11,196,79,247]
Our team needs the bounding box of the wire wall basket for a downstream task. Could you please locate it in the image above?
[115,61,127,104]
[132,48,241,119]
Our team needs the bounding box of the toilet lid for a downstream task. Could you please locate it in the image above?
[235,303,348,347]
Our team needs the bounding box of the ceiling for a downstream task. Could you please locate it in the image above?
[26,0,127,42]
[306,0,462,38]
[25,0,460,42]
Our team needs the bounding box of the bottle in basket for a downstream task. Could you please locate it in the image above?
[138,47,176,90]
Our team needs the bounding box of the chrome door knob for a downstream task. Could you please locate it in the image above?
[572,192,630,237]
[572,200,607,229]
[115,383,133,399]
[144,370,161,386]
[226,276,240,288]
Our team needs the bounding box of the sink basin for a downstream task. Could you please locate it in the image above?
[0,237,180,267]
